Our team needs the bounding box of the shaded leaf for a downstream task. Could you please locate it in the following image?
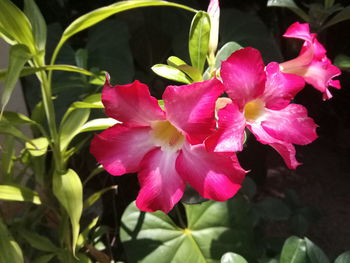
[304,237,330,263]
[0,118,33,143]
[335,251,350,263]
[280,236,307,263]
[19,229,60,252]
[254,197,291,220]
[83,185,117,209]
[0,219,24,263]
[267,0,310,22]
[214,42,242,69]
[32,254,55,263]
[323,6,350,29]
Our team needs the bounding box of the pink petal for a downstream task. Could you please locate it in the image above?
[263,62,305,110]
[283,22,313,42]
[262,104,318,145]
[163,78,223,144]
[102,75,165,126]
[221,47,266,109]
[205,103,246,152]
[176,143,246,201]
[136,148,185,213]
[90,125,156,175]
[249,124,301,169]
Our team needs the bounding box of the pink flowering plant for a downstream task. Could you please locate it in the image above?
[0,0,347,262]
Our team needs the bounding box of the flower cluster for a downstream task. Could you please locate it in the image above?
[90,22,340,213]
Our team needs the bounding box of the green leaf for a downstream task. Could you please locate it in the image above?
[254,197,291,220]
[79,118,119,133]
[121,198,255,263]
[324,0,335,9]
[1,135,15,178]
[304,237,330,263]
[51,0,196,64]
[221,252,248,263]
[189,11,211,73]
[1,44,31,112]
[280,236,307,263]
[334,54,350,70]
[0,118,33,144]
[25,137,49,157]
[24,0,47,52]
[214,42,242,69]
[83,185,117,209]
[72,93,103,109]
[0,219,24,263]
[0,184,41,204]
[335,251,350,263]
[0,64,97,82]
[0,0,35,52]
[267,0,310,22]
[59,108,90,151]
[166,56,203,82]
[18,229,60,252]
[152,64,192,84]
[323,6,350,29]
[32,254,55,263]
[2,111,35,125]
[53,169,83,254]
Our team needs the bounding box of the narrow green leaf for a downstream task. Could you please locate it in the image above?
[335,251,350,263]
[83,185,117,209]
[324,0,335,9]
[323,6,350,29]
[59,108,90,151]
[79,118,119,133]
[24,0,47,51]
[280,236,307,263]
[215,42,242,69]
[167,56,187,67]
[0,25,16,45]
[1,135,15,178]
[304,237,330,263]
[221,252,248,263]
[51,0,196,65]
[267,0,310,22]
[19,229,60,252]
[0,0,35,52]
[0,64,96,82]
[335,54,350,69]
[25,137,49,157]
[32,254,55,263]
[189,11,211,73]
[166,56,203,82]
[0,219,24,263]
[152,64,192,84]
[53,169,83,254]
[0,184,41,204]
[72,93,103,109]
[0,118,33,143]
[1,44,31,112]
[2,111,35,125]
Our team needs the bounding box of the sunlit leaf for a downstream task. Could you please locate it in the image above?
[0,219,24,263]
[79,118,119,133]
[267,0,310,22]
[53,169,83,254]
[166,56,203,82]
[280,236,307,263]
[72,93,103,109]
[0,184,41,204]
[24,0,47,52]
[1,44,31,112]
[221,252,248,263]
[189,11,211,73]
[152,64,192,84]
[25,137,49,157]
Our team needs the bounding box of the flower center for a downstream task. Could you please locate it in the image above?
[150,120,185,151]
[244,99,265,121]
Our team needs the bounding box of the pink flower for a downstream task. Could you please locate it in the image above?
[280,22,341,100]
[90,75,246,213]
[205,47,318,169]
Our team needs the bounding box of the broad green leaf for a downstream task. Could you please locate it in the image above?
[0,0,35,52]
[83,185,117,209]
[254,197,291,220]
[335,251,350,263]
[121,198,255,263]
[1,44,31,112]
[18,229,60,252]
[24,0,47,52]
[53,169,83,254]
[335,54,350,70]
[221,252,248,263]
[25,137,49,157]
[0,219,24,263]
[189,11,211,73]
[32,254,55,263]
[0,64,97,82]
[79,118,119,133]
[323,6,350,29]
[304,237,330,263]
[214,42,242,69]
[0,184,41,204]
[59,108,90,151]
[0,118,33,144]
[152,64,192,84]
[267,0,310,22]
[51,0,196,65]
[280,236,307,263]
